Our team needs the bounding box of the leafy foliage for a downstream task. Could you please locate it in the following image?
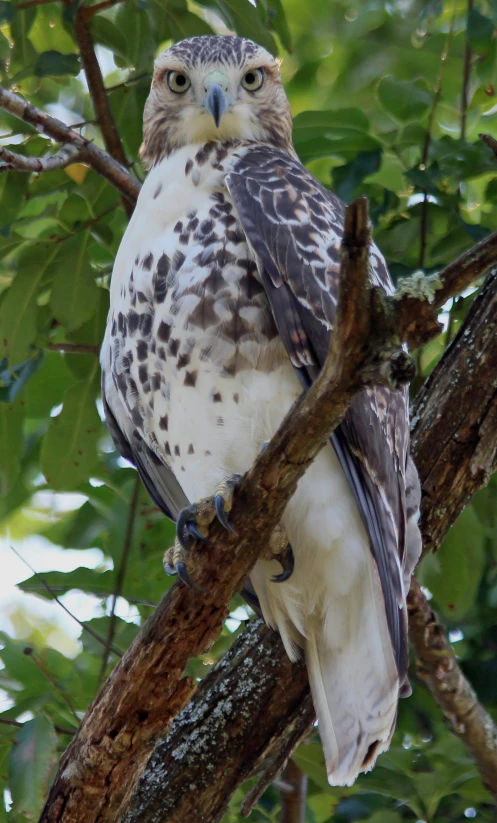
[1,0,497,820]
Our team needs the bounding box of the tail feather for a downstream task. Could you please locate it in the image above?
[305,578,399,786]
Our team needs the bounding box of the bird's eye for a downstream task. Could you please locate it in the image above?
[241,68,264,92]
[167,71,191,93]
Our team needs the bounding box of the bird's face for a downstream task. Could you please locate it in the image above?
[141,36,293,167]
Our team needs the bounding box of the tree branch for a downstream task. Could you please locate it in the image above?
[65,0,132,216]
[46,343,100,354]
[70,4,127,169]
[280,761,308,823]
[0,144,83,173]
[124,267,497,821]
[460,0,474,141]
[99,475,140,683]
[80,0,125,19]
[408,578,497,796]
[0,85,140,205]
[0,717,75,736]
[411,267,497,554]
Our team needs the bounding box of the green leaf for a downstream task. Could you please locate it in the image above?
[261,0,292,51]
[293,740,329,791]
[34,50,80,76]
[418,505,486,619]
[194,0,278,53]
[19,566,114,599]
[9,6,37,74]
[467,9,494,57]
[25,351,75,418]
[332,149,382,202]
[0,351,43,403]
[293,109,380,163]
[8,715,57,819]
[50,232,99,331]
[0,395,24,495]
[0,1,13,23]
[0,244,59,366]
[40,366,102,490]
[0,168,29,228]
[377,76,432,123]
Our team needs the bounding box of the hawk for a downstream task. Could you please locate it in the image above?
[101,35,421,786]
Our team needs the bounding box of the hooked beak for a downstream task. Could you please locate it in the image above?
[203,72,231,127]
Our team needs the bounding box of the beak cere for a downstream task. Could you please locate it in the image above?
[205,83,228,127]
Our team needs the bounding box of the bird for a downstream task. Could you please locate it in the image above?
[100,34,422,786]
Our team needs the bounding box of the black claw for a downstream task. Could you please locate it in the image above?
[176,562,205,593]
[164,559,177,576]
[215,494,238,535]
[271,544,295,583]
[176,509,194,550]
[260,441,269,454]
[186,521,209,543]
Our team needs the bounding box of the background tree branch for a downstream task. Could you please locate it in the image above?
[0,84,140,204]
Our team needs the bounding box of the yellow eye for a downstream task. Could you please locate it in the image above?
[241,68,264,92]
[167,71,191,93]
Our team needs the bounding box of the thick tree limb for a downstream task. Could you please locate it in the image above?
[124,619,313,823]
[411,267,497,554]
[0,85,140,204]
[123,267,497,821]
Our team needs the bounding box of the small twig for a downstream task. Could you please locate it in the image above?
[0,84,140,205]
[241,701,315,818]
[99,475,140,683]
[0,144,83,173]
[24,648,80,722]
[480,132,497,158]
[280,760,308,823]
[46,343,100,354]
[81,0,126,19]
[15,0,53,8]
[105,73,150,93]
[0,717,76,736]
[53,201,121,244]
[418,4,456,275]
[67,0,132,217]
[408,579,497,800]
[461,0,474,140]
[11,546,123,658]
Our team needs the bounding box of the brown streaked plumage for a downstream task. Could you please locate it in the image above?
[102,35,421,787]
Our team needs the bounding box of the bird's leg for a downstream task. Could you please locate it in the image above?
[265,523,295,583]
[163,473,242,588]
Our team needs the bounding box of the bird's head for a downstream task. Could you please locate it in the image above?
[140,35,293,168]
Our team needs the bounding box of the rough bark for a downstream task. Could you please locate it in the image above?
[411,267,497,554]
[123,620,312,823]
[121,267,497,822]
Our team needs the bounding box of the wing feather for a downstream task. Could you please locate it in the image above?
[227,145,411,681]
[101,371,188,522]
